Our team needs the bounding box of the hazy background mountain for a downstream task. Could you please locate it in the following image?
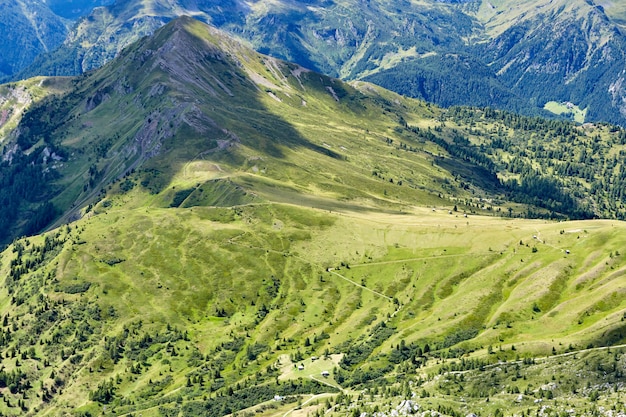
[0,0,69,78]
[10,0,626,125]
[18,0,248,77]
[45,0,114,19]
[0,0,116,79]
[471,0,626,125]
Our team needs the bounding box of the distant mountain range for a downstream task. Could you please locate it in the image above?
[0,0,68,78]
[5,0,626,125]
[4,0,626,125]
[45,0,114,19]
[0,0,115,79]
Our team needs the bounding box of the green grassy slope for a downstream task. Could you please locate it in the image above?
[1,17,626,416]
[0,16,475,244]
[1,188,626,416]
[0,77,73,141]
[9,15,626,247]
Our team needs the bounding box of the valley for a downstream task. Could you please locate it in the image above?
[8,0,626,125]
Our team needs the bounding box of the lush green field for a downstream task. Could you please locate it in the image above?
[544,101,587,124]
[1,179,625,415]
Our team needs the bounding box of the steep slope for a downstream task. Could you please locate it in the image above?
[0,16,469,245]
[0,0,69,79]
[0,77,73,141]
[21,0,499,102]
[18,0,247,77]
[0,76,74,240]
[472,0,626,125]
[9,13,626,246]
[45,0,115,19]
[601,0,626,29]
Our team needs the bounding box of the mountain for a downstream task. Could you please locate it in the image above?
[18,0,247,76]
[0,0,69,78]
[45,0,114,19]
[1,16,626,417]
[15,0,626,126]
[470,0,626,125]
[0,0,117,79]
[8,9,626,246]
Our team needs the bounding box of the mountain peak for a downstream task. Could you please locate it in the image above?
[109,16,246,98]
[6,16,348,235]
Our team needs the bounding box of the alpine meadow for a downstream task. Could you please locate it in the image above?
[0,8,625,417]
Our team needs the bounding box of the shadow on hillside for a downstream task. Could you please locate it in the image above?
[592,322,626,347]
[4,19,358,243]
[136,32,350,194]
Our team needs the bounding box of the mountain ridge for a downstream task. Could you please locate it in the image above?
[12,0,626,125]
[0,16,624,416]
[7,15,626,245]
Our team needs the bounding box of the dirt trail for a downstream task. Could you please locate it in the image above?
[328,268,393,301]
[444,343,626,376]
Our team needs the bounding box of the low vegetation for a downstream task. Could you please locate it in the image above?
[0,190,625,415]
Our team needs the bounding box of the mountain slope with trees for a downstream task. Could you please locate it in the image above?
[45,0,114,19]
[0,17,625,417]
[0,0,116,79]
[0,0,69,79]
[6,14,626,246]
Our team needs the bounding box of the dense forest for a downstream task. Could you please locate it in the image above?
[364,55,538,117]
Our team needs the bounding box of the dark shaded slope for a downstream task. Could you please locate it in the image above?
[482,5,626,125]
[0,0,68,79]
[0,17,393,243]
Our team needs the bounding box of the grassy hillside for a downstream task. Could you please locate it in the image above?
[9,15,626,246]
[0,16,477,244]
[1,17,626,416]
[1,186,625,416]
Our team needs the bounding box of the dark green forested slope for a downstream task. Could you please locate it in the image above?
[0,0,68,79]
[430,106,626,218]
